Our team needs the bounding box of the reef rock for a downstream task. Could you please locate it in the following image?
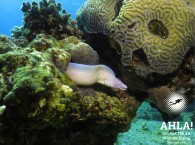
[77,0,195,76]
[59,36,99,65]
[28,34,58,51]
[0,35,20,54]
[0,35,139,145]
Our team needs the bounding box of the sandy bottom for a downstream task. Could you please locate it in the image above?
[115,101,195,145]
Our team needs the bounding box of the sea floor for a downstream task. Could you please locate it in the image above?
[115,101,195,145]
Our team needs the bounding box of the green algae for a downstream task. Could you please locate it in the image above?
[0,35,20,54]
[0,34,137,145]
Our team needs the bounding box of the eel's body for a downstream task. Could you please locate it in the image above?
[66,63,127,90]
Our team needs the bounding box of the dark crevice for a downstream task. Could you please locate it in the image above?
[85,33,149,93]
[132,49,150,66]
[128,22,136,30]
[148,19,169,39]
[85,33,121,68]
[113,0,123,21]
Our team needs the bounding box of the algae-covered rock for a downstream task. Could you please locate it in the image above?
[46,47,71,73]
[28,34,58,51]
[0,34,139,145]
[10,26,30,47]
[0,35,20,54]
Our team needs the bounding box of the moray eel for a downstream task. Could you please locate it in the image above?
[66,63,127,90]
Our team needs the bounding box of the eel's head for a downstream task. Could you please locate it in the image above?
[98,76,127,90]
[96,65,127,90]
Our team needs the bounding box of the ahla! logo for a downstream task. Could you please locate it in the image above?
[160,122,193,130]
[164,92,189,115]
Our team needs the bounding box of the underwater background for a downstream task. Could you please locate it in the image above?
[0,0,194,145]
[0,0,85,36]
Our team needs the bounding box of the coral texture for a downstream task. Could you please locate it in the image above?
[68,42,99,65]
[59,36,99,65]
[11,0,80,44]
[76,0,117,34]
[77,0,195,76]
[28,34,58,51]
[0,35,20,54]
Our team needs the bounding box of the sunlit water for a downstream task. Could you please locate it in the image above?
[0,0,85,36]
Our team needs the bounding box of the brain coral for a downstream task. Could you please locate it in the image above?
[77,0,195,76]
[76,0,117,34]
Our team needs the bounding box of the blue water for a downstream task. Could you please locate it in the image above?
[0,0,85,36]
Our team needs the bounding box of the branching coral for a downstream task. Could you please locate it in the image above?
[77,0,195,76]
[11,0,79,43]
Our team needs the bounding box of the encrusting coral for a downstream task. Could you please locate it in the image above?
[77,0,195,76]
[0,1,140,144]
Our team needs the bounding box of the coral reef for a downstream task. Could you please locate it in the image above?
[0,34,139,145]
[77,28,194,115]
[28,34,58,51]
[146,47,195,115]
[147,86,172,115]
[69,42,99,65]
[11,0,80,45]
[76,0,116,34]
[59,36,99,65]
[3,0,193,144]
[0,35,20,54]
[76,0,195,118]
[46,47,71,73]
[77,0,195,76]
